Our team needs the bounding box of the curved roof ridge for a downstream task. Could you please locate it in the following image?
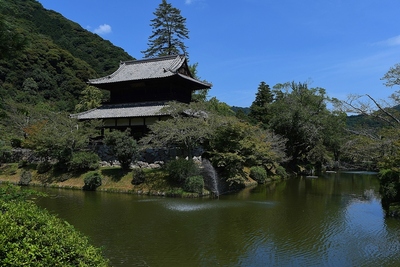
[166,55,185,73]
[87,54,209,86]
[88,62,126,83]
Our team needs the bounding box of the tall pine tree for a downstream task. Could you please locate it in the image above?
[142,0,189,58]
[249,81,274,126]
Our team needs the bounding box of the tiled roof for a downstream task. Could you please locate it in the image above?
[88,55,210,88]
[72,102,168,120]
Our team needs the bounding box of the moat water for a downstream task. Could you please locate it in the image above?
[33,172,400,267]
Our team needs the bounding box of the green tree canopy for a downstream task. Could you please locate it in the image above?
[250,81,346,172]
[0,0,133,113]
[249,81,274,125]
[75,85,103,112]
[1,100,102,170]
[0,15,26,60]
[140,102,212,158]
[142,0,189,57]
[140,101,288,188]
[104,129,138,170]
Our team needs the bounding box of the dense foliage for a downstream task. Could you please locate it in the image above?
[0,14,26,60]
[0,101,102,174]
[0,0,133,112]
[0,184,109,266]
[142,101,287,190]
[104,129,139,170]
[1,0,400,218]
[165,158,200,184]
[337,62,400,215]
[69,151,101,172]
[83,172,103,191]
[183,175,204,194]
[249,81,346,173]
[249,166,268,184]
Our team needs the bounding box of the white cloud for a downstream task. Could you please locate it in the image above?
[374,35,400,47]
[185,0,207,8]
[93,24,112,35]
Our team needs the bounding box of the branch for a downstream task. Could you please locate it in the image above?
[345,128,380,141]
[365,94,400,126]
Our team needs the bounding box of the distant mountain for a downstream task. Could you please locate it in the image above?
[231,106,250,115]
[346,105,400,129]
[0,0,134,111]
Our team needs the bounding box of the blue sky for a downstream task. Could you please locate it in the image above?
[37,0,400,108]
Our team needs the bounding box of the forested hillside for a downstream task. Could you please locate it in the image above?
[0,0,134,111]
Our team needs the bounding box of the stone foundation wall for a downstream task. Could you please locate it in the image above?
[94,144,203,166]
[5,146,203,169]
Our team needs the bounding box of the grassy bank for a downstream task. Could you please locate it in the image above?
[0,163,189,196]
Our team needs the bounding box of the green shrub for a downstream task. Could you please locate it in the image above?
[250,166,267,184]
[83,172,102,191]
[69,151,100,172]
[104,129,138,170]
[0,183,44,202]
[37,161,52,174]
[0,199,109,266]
[184,175,204,193]
[131,168,146,185]
[379,169,400,213]
[18,170,32,186]
[165,158,199,185]
[276,165,288,179]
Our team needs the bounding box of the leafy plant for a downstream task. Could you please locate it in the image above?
[165,158,199,185]
[275,165,289,179]
[183,175,204,194]
[250,166,267,184]
[0,182,43,202]
[83,172,102,191]
[0,197,109,266]
[68,151,100,172]
[379,169,400,213]
[104,129,138,170]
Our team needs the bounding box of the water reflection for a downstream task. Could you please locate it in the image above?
[33,172,400,267]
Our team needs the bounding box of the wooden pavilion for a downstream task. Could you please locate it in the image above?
[73,54,211,138]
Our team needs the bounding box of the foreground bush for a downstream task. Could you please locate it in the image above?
[83,172,102,191]
[0,184,109,266]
